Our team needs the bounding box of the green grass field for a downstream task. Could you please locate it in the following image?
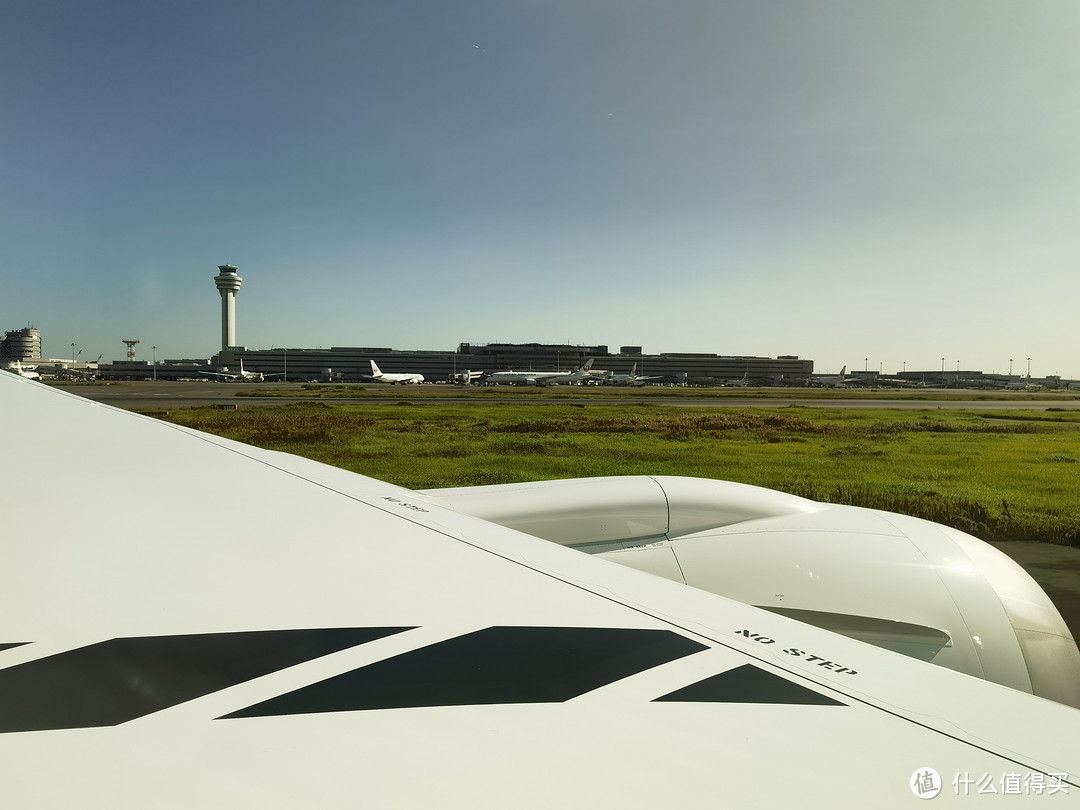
[148,401,1080,547]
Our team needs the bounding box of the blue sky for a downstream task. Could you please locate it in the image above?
[3,1,1078,376]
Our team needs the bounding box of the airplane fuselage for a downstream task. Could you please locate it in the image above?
[485,371,572,385]
[486,360,595,386]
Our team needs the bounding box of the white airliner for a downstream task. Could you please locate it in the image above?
[199,359,283,382]
[807,365,852,387]
[2,370,1079,807]
[485,358,595,385]
[601,363,666,386]
[3,360,40,380]
[368,360,424,384]
[601,363,640,385]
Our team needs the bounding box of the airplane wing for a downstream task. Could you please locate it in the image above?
[2,372,1078,807]
[198,370,239,380]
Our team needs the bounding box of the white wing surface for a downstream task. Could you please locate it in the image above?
[1,372,1078,807]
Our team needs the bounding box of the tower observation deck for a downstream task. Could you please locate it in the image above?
[213,264,243,350]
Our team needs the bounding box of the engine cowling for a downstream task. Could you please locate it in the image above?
[419,475,1080,708]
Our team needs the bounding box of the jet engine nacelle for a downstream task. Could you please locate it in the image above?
[419,475,1080,708]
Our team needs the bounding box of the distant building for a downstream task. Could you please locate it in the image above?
[192,343,813,384]
[96,358,212,381]
[1,327,42,360]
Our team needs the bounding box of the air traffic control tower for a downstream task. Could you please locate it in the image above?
[213,264,242,350]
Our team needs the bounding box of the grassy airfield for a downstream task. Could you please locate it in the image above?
[149,397,1080,547]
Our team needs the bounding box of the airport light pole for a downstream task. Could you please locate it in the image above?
[1009,358,1013,376]
[282,348,287,382]
[152,345,157,381]
[71,342,76,366]
[1027,357,1032,379]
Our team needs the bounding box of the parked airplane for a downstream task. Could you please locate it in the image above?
[807,365,851,387]
[484,358,595,385]
[368,360,424,384]
[450,369,484,384]
[599,363,666,386]
[2,370,1079,807]
[597,364,636,385]
[1005,379,1040,391]
[199,359,283,382]
[3,360,40,380]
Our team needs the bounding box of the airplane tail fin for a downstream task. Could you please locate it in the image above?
[839,366,846,376]
[630,363,637,376]
[569,358,595,379]
[370,360,381,375]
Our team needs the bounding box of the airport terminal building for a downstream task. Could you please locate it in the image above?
[92,343,813,384]
[183,343,815,384]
